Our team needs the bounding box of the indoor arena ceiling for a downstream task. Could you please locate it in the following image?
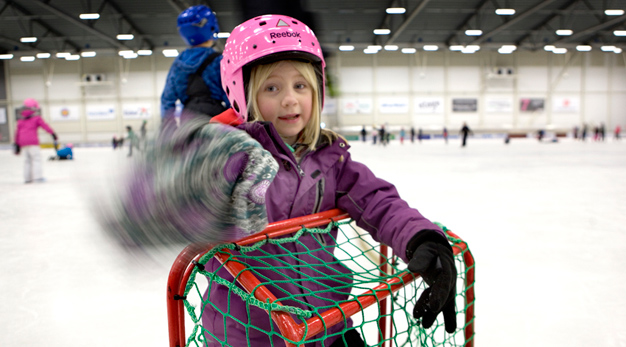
[1,0,626,58]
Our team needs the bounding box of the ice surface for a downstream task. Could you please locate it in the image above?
[1,136,625,346]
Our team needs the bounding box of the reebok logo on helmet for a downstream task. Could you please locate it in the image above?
[269,31,301,39]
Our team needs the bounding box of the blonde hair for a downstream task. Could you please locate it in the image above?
[247,60,340,151]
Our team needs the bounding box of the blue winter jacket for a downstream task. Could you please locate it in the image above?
[160,47,230,119]
[202,121,445,347]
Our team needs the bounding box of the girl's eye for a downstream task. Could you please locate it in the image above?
[295,83,307,89]
[265,85,277,92]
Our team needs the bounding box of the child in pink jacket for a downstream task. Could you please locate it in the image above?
[14,98,57,183]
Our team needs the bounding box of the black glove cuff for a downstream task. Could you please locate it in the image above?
[405,229,451,260]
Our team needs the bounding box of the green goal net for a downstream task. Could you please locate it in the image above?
[167,209,475,347]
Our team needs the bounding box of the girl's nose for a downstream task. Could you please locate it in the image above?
[281,89,298,107]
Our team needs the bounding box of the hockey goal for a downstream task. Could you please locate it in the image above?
[167,209,475,347]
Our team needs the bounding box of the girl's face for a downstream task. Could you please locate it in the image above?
[256,61,313,145]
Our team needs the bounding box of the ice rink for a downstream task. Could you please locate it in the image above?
[1,135,625,347]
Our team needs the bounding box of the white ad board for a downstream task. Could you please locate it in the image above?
[379,97,409,114]
[341,98,373,114]
[414,97,444,114]
[86,104,116,120]
[552,96,580,113]
[486,97,513,113]
[122,103,152,119]
[50,105,80,122]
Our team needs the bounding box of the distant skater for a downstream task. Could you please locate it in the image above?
[13,98,57,183]
[125,126,141,157]
[460,122,473,147]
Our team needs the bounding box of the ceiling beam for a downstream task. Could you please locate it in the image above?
[552,14,626,44]
[470,0,557,45]
[31,0,131,50]
[4,0,81,52]
[384,0,432,45]
[101,0,155,49]
[166,0,189,13]
[514,0,579,48]
[445,0,491,46]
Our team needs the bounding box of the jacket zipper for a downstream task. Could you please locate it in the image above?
[312,177,325,214]
[312,177,326,246]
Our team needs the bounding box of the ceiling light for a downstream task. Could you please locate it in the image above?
[36,53,51,59]
[216,32,230,39]
[601,45,616,52]
[116,34,134,40]
[386,7,406,14]
[543,45,555,51]
[118,50,134,56]
[423,45,438,51]
[338,45,354,51]
[576,45,592,51]
[556,29,573,36]
[56,52,71,58]
[123,52,138,59]
[373,29,391,35]
[552,48,567,54]
[66,54,81,60]
[495,8,516,15]
[450,45,464,51]
[498,45,517,54]
[384,45,399,51]
[79,13,100,19]
[363,48,379,54]
[163,49,179,57]
[81,51,96,57]
[465,30,483,36]
[20,56,35,62]
[367,45,382,51]
[614,48,623,54]
[0,54,13,60]
[605,9,625,16]
[614,30,626,36]
[137,50,152,56]
[401,48,416,54]
[20,37,37,43]
[461,46,480,53]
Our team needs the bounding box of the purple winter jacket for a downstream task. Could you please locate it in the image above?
[15,115,55,147]
[202,121,445,347]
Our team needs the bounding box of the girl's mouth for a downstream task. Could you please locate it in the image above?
[279,114,300,121]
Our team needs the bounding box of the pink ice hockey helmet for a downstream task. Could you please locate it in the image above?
[21,98,40,117]
[23,98,39,109]
[220,14,325,122]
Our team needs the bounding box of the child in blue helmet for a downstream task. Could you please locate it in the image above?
[160,5,230,125]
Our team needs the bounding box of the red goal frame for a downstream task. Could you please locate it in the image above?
[166,209,475,347]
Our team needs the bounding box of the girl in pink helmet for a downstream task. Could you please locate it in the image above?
[194,15,458,346]
[13,98,57,183]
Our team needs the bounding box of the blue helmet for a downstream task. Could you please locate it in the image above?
[177,5,219,46]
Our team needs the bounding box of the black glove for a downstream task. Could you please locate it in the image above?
[406,231,457,333]
[14,143,20,155]
[52,133,58,141]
